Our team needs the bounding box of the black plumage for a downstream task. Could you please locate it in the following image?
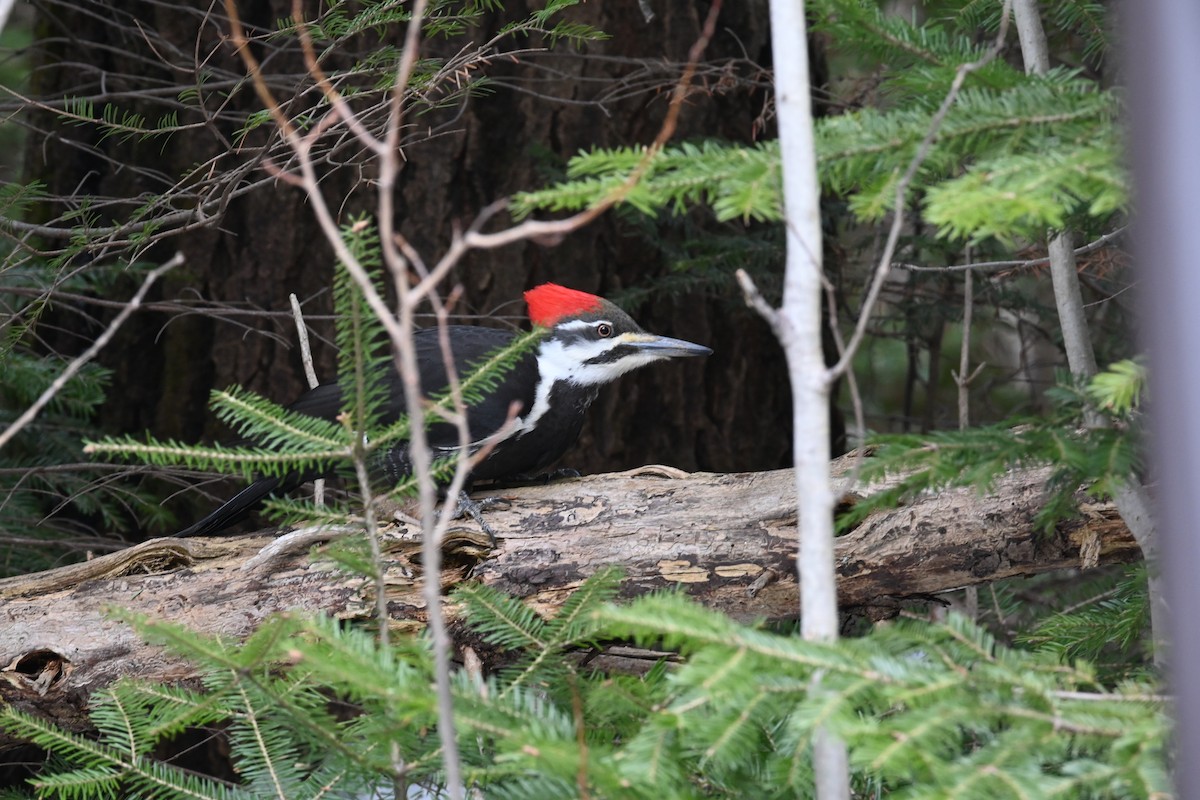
[177,326,541,537]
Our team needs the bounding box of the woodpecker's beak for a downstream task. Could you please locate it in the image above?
[624,333,713,358]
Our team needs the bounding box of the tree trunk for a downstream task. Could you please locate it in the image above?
[0,458,1140,740]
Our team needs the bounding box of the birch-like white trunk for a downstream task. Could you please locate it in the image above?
[767,1,850,797]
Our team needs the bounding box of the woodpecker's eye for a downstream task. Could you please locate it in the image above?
[596,323,613,338]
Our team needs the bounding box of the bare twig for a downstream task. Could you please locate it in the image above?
[747,6,1014,795]
[289,292,324,508]
[827,1,1014,381]
[953,251,983,621]
[894,226,1127,274]
[223,5,432,791]
[288,293,321,389]
[0,254,183,453]
[821,274,866,455]
[355,1,472,792]
[222,0,295,139]
[952,252,984,431]
[733,268,782,334]
[291,0,386,156]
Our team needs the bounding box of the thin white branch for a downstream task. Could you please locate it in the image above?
[288,293,320,389]
[0,254,183,453]
[1012,0,1051,73]
[734,268,781,335]
[289,292,324,508]
[767,0,848,795]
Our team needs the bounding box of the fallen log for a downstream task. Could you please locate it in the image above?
[0,460,1140,736]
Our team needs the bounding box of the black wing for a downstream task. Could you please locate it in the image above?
[176,325,537,536]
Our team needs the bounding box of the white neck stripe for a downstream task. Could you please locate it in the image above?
[510,336,669,436]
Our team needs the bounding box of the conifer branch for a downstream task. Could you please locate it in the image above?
[827,1,1013,381]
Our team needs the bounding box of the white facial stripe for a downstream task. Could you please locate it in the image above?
[513,335,668,435]
[427,327,658,452]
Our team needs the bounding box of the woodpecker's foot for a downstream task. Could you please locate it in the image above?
[454,491,509,547]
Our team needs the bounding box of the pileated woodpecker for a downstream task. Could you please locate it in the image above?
[177,283,711,537]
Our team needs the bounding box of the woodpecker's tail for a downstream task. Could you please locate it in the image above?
[173,476,284,538]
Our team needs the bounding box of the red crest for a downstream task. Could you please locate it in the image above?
[524,283,603,327]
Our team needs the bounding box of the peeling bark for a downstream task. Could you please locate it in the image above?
[0,461,1139,739]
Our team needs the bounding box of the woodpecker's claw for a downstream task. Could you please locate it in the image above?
[454,491,507,547]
